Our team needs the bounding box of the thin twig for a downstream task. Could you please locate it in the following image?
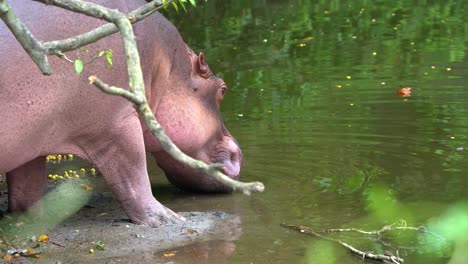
[89,76,265,195]
[50,240,65,248]
[324,225,447,241]
[54,50,74,63]
[89,76,144,104]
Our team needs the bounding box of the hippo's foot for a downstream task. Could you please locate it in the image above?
[125,199,185,227]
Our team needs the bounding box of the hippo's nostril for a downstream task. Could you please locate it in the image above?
[230,147,241,164]
[222,139,242,178]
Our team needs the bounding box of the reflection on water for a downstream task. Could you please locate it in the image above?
[153,240,237,264]
[165,0,468,263]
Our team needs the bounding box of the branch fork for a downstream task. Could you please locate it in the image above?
[1,0,264,195]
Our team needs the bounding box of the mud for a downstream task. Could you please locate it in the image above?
[0,174,241,263]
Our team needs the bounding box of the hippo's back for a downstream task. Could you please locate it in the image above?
[0,0,146,172]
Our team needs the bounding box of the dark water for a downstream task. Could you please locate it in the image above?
[158,1,468,263]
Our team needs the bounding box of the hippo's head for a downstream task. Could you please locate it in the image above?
[148,48,242,193]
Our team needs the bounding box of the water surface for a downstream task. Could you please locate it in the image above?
[160,1,468,263]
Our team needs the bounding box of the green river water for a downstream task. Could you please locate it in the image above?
[158,1,468,263]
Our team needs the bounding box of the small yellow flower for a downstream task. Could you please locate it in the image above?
[38,235,49,243]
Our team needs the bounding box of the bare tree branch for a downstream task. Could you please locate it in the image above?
[89,76,144,104]
[0,0,167,74]
[17,0,265,195]
[89,75,265,195]
[44,0,166,54]
[0,0,51,75]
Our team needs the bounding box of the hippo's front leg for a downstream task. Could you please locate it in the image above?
[88,114,183,227]
[6,156,47,212]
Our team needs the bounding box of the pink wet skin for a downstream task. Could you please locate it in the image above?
[0,0,242,227]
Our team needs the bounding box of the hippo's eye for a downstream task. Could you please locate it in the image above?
[217,82,228,103]
[220,85,227,96]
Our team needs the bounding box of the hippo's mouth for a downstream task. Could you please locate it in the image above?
[212,150,241,180]
[154,136,242,193]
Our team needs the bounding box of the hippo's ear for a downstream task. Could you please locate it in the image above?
[195,52,211,79]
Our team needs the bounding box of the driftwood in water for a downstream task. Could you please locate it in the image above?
[281,222,448,264]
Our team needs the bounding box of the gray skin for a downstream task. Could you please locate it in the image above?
[0,0,242,227]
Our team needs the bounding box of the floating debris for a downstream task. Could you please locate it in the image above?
[396,87,412,97]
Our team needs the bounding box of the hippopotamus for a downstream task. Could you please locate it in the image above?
[0,0,242,226]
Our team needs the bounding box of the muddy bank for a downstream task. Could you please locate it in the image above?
[43,197,241,264]
[0,174,241,263]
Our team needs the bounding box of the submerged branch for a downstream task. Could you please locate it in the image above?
[281,223,404,264]
[324,225,447,241]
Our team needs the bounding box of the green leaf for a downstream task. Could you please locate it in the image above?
[105,49,113,69]
[171,2,178,12]
[98,51,105,57]
[162,0,169,10]
[94,240,106,251]
[178,0,187,13]
[188,0,196,7]
[81,48,89,53]
[74,59,84,74]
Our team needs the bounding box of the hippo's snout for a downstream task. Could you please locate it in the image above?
[155,135,243,193]
[221,139,242,179]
